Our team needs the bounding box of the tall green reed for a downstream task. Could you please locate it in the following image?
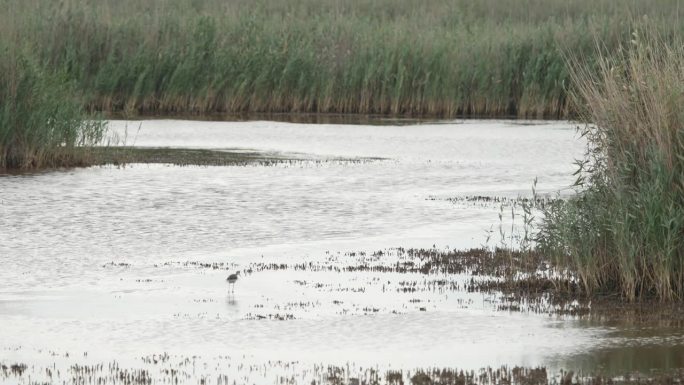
[538,30,684,301]
[0,47,106,170]
[4,0,683,118]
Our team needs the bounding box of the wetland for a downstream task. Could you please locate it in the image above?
[2,119,683,384]
[2,0,684,382]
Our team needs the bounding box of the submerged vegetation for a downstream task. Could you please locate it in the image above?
[4,358,684,385]
[538,32,684,301]
[3,0,684,119]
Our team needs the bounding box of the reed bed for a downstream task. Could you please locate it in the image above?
[538,31,684,301]
[3,0,683,118]
[0,47,105,170]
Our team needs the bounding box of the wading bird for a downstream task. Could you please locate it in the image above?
[226,271,240,292]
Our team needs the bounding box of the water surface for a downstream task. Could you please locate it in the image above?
[1,119,682,383]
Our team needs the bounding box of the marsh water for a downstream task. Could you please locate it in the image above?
[1,119,683,383]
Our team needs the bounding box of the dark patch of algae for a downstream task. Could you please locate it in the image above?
[93,147,294,167]
[0,147,382,174]
[89,147,381,167]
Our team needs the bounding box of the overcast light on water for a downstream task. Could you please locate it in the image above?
[2,120,683,383]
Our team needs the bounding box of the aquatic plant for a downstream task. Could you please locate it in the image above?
[3,0,683,118]
[0,47,106,170]
[538,31,684,301]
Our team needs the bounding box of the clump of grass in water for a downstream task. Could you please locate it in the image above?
[538,30,684,301]
[0,48,106,170]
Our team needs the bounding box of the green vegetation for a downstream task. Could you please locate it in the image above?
[3,0,683,119]
[0,48,105,170]
[538,32,684,301]
[2,0,683,170]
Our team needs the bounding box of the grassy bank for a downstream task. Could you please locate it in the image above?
[4,0,683,118]
[538,32,684,301]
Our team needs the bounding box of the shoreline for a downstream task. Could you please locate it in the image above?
[0,147,385,175]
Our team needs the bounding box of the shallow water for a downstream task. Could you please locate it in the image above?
[1,119,682,383]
